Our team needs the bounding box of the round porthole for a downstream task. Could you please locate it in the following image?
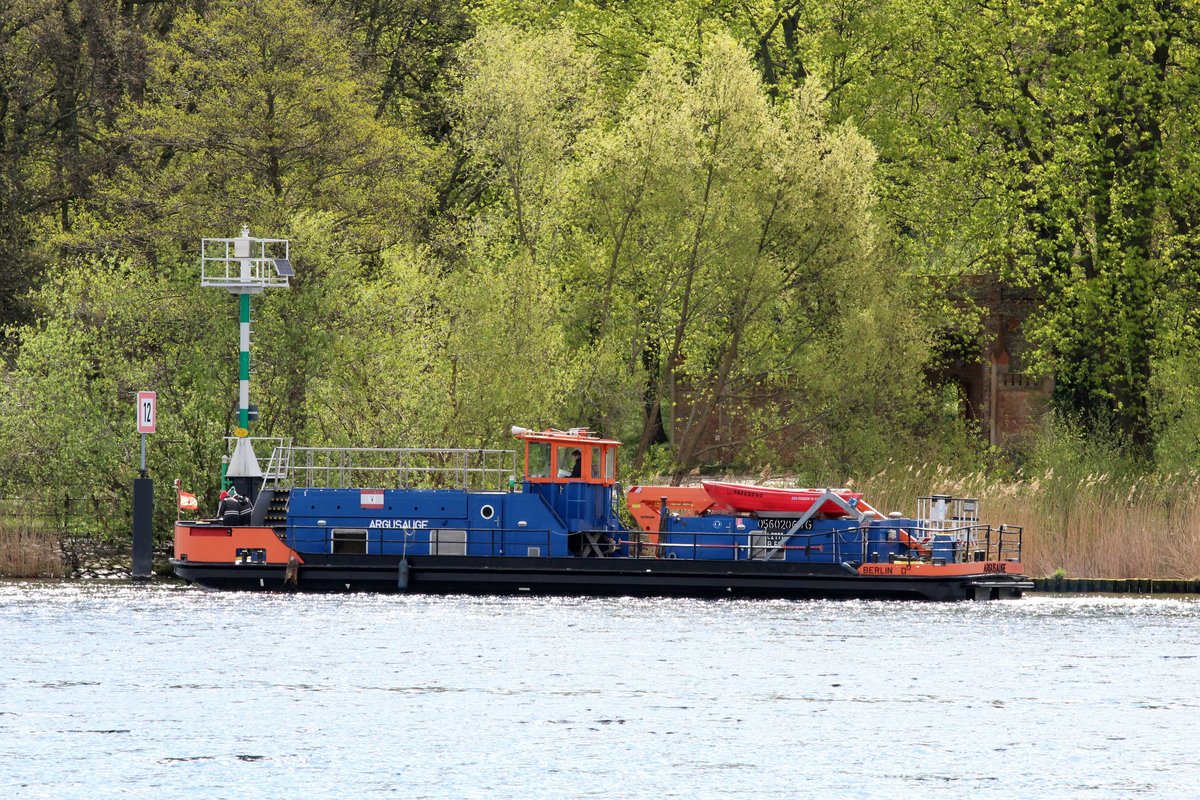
[480,504,495,520]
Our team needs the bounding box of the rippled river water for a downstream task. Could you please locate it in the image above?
[2,583,1197,799]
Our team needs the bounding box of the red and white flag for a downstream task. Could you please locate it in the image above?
[361,490,384,509]
[177,491,199,511]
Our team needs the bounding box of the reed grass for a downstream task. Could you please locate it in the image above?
[852,465,1200,579]
[0,523,66,579]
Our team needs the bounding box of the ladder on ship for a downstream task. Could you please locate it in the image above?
[261,488,290,529]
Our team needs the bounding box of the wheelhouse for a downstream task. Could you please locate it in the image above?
[514,427,619,486]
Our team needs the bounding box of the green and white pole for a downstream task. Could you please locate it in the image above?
[239,292,251,431]
[202,225,288,493]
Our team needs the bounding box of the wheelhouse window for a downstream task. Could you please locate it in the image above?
[557,446,583,478]
[527,441,551,478]
[521,435,617,484]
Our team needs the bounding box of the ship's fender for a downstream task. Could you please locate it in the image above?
[284,555,300,586]
[398,559,410,591]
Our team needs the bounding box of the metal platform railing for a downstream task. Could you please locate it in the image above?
[902,522,1023,564]
[201,231,291,293]
[917,495,980,528]
[626,523,1023,564]
[623,526,864,563]
[263,446,517,491]
[992,524,1024,562]
[276,520,1022,563]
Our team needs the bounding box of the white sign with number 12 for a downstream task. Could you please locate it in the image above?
[137,391,157,434]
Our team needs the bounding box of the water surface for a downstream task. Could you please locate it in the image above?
[2,583,1197,799]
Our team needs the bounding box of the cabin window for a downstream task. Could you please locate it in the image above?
[556,446,583,478]
[527,441,551,478]
[331,528,368,555]
[590,447,601,480]
[604,447,615,481]
[430,529,466,556]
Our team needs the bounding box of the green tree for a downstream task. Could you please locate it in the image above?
[81,0,433,259]
[1,0,120,324]
[909,0,1200,452]
[455,25,950,477]
[0,258,231,508]
[583,39,937,476]
[330,0,473,131]
[55,0,443,448]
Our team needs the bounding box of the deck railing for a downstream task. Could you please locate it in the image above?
[265,446,517,492]
[280,522,1022,563]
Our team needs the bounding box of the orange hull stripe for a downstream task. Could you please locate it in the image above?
[858,561,1023,578]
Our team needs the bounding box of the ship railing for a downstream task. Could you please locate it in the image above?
[991,524,1024,562]
[624,523,1024,564]
[265,446,517,491]
[625,526,866,563]
[285,525,837,560]
[916,495,980,529]
[906,522,1024,564]
[257,438,294,480]
[281,521,1024,563]
[288,525,852,561]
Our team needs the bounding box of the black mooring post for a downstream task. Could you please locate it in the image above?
[132,477,154,580]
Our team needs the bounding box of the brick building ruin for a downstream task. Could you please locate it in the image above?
[666,279,1054,465]
[943,282,1054,448]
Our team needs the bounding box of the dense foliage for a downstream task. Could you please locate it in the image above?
[2,0,1199,511]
